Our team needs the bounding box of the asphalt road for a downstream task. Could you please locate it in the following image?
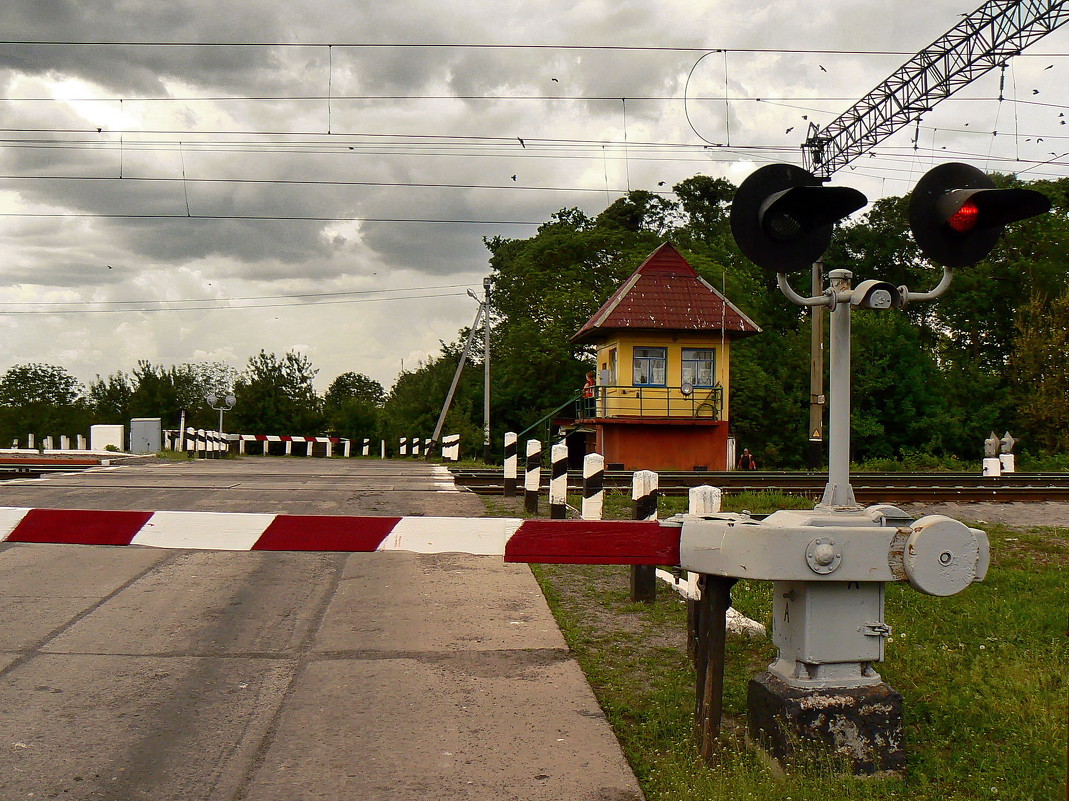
[0,458,643,801]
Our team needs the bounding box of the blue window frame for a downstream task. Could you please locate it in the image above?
[682,348,716,387]
[633,347,666,386]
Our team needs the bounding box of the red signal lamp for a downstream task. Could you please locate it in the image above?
[946,200,979,232]
[909,163,1050,268]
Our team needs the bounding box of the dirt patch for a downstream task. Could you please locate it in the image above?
[902,501,1069,529]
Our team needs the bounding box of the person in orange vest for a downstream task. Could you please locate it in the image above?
[581,372,596,416]
[737,448,757,470]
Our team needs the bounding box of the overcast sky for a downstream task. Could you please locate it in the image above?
[0,0,1065,394]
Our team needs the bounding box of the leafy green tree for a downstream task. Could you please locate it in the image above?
[230,350,323,434]
[381,344,482,456]
[0,363,90,444]
[88,372,135,423]
[325,372,385,408]
[129,361,205,428]
[324,372,385,440]
[1010,291,1069,453]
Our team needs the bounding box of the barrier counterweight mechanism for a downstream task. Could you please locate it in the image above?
[725,155,1048,772]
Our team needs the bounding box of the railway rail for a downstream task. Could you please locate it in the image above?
[448,468,1069,503]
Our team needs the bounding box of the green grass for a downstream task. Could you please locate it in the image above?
[516,500,1068,801]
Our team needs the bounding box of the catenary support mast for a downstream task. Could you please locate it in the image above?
[802,0,1069,180]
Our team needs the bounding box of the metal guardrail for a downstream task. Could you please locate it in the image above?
[573,384,724,420]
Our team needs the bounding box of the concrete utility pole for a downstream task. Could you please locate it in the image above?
[429,299,484,454]
[482,276,492,464]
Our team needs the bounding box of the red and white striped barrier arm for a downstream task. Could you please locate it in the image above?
[0,508,680,565]
[237,434,344,444]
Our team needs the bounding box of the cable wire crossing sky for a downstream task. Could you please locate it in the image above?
[0,0,1065,389]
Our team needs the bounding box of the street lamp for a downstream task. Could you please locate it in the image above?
[205,392,236,435]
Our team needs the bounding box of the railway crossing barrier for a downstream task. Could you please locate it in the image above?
[0,500,987,774]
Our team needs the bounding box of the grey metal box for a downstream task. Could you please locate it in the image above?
[129,418,162,454]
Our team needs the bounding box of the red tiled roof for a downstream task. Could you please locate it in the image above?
[571,242,762,344]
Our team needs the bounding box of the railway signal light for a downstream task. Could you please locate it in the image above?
[908,162,1051,268]
[731,163,868,273]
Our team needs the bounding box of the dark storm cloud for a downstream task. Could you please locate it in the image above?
[0,1,291,95]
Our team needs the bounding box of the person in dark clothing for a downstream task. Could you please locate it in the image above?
[737,448,757,470]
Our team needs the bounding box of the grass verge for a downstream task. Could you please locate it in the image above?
[518,500,1067,801]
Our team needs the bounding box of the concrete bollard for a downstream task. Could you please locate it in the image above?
[524,439,541,515]
[999,453,1015,473]
[77,434,86,450]
[550,443,569,519]
[631,470,659,603]
[503,432,518,497]
[982,457,1001,477]
[689,485,722,516]
[581,453,605,521]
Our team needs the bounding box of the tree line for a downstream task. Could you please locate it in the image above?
[0,353,391,447]
[391,172,1068,468]
[1,171,1065,466]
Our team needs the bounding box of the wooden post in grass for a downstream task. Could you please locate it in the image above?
[687,486,723,661]
[630,470,658,602]
[695,573,737,762]
[688,483,733,762]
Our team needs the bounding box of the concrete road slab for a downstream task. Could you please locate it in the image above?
[0,653,294,801]
[45,550,345,656]
[0,544,167,650]
[0,461,646,800]
[244,656,642,801]
[317,552,565,653]
[0,457,485,517]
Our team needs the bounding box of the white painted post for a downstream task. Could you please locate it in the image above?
[283,440,291,456]
[77,434,86,450]
[399,437,408,457]
[43,436,53,450]
[550,443,569,519]
[343,439,351,458]
[581,453,605,521]
[411,437,420,457]
[380,439,385,459]
[59,435,70,451]
[524,439,541,515]
[304,440,313,457]
[503,432,518,497]
[239,438,246,455]
[443,433,460,461]
[982,457,1001,477]
[362,438,370,457]
[28,434,34,450]
[689,485,723,516]
[326,440,334,458]
[999,453,1015,473]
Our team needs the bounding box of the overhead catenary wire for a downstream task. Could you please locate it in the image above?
[0,290,470,315]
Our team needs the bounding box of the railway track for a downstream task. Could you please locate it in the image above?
[448,468,1069,503]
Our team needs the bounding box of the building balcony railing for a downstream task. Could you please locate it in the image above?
[574,384,724,421]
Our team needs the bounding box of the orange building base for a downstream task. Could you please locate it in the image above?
[568,418,730,472]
